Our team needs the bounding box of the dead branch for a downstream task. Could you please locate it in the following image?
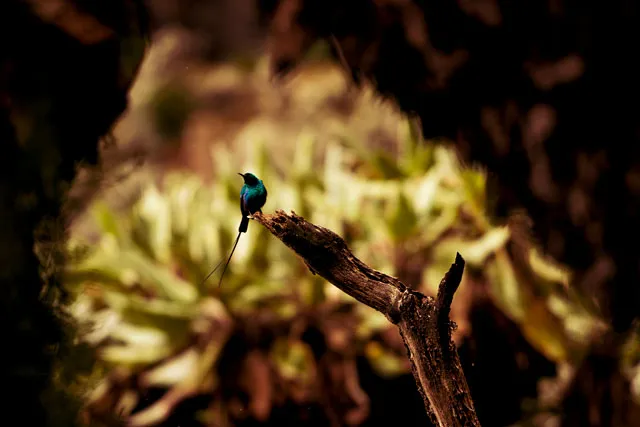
[254,210,480,427]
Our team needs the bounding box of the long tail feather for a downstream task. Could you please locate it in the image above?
[202,216,248,287]
[218,231,242,287]
[201,258,224,286]
[239,215,249,233]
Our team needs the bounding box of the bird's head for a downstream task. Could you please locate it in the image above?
[238,172,260,186]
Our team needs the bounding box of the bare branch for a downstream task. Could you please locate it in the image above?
[253,210,407,320]
[254,210,480,427]
[436,252,465,352]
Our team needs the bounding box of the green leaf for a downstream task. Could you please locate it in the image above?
[520,299,570,362]
[115,249,199,303]
[166,174,200,236]
[229,278,292,314]
[547,294,607,345]
[130,339,225,426]
[486,253,527,321]
[67,240,198,303]
[459,227,510,267]
[370,149,405,179]
[418,205,459,247]
[459,168,487,212]
[61,268,131,294]
[409,170,442,216]
[528,247,571,286]
[101,343,174,365]
[141,340,227,390]
[109,322,172,348]
[386,187,417,241]
[90,202,128,246]
[132,185,172,263]
[141,349,200,387]
[102,290,196,320]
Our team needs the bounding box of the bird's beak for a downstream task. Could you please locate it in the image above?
[237,173,244,178]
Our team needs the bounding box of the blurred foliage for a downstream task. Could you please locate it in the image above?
[61,129,608,426]
[51,30,629,426]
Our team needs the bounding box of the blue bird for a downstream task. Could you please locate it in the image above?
[203,172,268,287]
[237,172,268,234]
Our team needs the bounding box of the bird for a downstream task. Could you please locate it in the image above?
[202,172,268,287]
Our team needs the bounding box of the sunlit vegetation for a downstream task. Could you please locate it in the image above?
[39,29,636,427]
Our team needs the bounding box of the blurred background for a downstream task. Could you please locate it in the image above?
[3,1,640,427]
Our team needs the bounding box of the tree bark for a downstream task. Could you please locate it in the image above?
[254,210,480,427]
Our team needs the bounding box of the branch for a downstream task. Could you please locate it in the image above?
[254,211,480,427]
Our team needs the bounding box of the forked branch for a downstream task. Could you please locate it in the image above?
[254,210,480,427]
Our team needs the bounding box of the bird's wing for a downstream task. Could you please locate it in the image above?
[240,192,249,217]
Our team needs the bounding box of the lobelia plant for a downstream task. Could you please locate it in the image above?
[50,37,611,425]
[57,113,606,426]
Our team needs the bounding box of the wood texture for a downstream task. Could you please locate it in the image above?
[255,210,480,427]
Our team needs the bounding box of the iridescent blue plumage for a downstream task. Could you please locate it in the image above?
[238,172,268,233]
[203,172,268,287]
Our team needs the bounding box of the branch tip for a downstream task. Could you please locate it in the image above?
[455,251,464,267]
[435,253,466,346]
